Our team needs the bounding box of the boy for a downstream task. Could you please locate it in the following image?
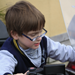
[0,1,75,75]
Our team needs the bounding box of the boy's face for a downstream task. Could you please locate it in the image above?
[17,30,42,50]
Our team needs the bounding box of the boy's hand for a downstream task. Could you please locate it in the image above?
[13,72,27,75]
[14,70,29,75]
[24,70,29,75]
[14,73,24,75]
[14,67,35,75]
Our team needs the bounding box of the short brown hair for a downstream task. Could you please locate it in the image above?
[5,1,45,36]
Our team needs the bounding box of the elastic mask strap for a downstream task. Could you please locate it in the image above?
[13,39,25,56]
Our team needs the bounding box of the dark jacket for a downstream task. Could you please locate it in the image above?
[1,36,47,74]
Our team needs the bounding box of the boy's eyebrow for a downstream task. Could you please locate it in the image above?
[28,32,39,35]
[28,30,42,35]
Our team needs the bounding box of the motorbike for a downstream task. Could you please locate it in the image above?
[65,62,75,75]
[27,64,65,75]
[65,15,75,75]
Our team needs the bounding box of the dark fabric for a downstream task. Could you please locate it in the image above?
[40,36,47,67]
[0,36,47,74]
[4,72,11,75]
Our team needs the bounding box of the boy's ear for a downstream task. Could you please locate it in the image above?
[10,30,18,40]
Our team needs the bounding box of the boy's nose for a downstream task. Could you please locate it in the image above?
[36,36,42,41]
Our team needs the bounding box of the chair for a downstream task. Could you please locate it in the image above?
[44,64,65,75]
[0,20,9,47]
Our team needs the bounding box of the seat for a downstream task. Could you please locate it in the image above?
[44,64,65,75]
[0,20,9,47]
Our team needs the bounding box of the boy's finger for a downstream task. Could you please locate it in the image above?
[24,70,29,75]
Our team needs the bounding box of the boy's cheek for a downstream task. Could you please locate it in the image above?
[25,41,34,47]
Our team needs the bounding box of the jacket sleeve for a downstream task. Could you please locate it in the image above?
[45,35,75,62]
[0,50,18,75]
